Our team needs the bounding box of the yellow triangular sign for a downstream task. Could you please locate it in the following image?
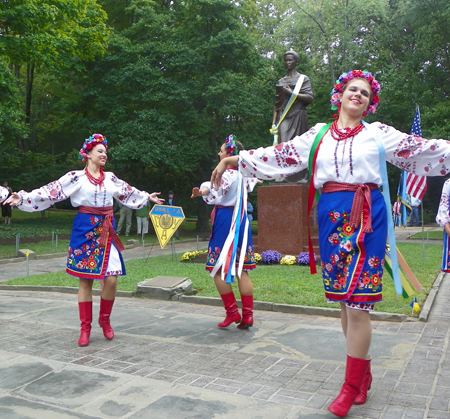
[149,205,185,249]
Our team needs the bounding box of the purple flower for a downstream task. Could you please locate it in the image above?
[260,250,282,265]
[297,252,316,266]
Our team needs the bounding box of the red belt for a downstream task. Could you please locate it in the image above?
[78,206,125,251]
[322,182,378,233]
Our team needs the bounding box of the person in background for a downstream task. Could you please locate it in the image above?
[167,190,180,239]
[4,134,163,347]
[211,70,450,417]
[436,179,450,272]
[136,201,151,237]
[409,196,421,227]
[191,135,258,330]
[116,201,133,236]
[247,201,254,222]
[1,181,12,224]
[392,196,402,227]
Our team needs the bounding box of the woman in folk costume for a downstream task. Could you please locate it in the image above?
[3,134,163,347]
[191,135,258,329]
[436,179,450,272]
[211,70,450,417]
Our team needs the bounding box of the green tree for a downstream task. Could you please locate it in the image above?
[0,0,109,150]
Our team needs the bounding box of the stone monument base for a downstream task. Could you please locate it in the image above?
[256,183,318,257]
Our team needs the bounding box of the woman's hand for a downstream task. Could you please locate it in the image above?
[211,156,238,189]
[149,192,164,205]
[191,187,203,198]
[3,192,20,206]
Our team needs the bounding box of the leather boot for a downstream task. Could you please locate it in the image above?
[328,355,370,417]
[237,295,253,329]
[218,292,241,328]
[354,360,372,405]
[78,301,92,347]
[98,298,115,340]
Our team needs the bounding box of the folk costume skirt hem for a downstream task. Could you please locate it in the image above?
[66,212,126,280]
[318,189,386,304]
[206,207,256,273]
[441,232,450,273]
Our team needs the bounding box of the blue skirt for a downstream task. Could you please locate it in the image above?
[318,189,387,303]
[66,212,126,280]
[206,207,256,273]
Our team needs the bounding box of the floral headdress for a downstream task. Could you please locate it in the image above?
[225,134,238,156]
[330,70,380,117]
[79,134,108,162]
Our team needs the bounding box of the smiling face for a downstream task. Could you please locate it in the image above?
[87,144,108,167]
[339,78,372,118]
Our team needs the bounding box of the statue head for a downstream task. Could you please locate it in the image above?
[284,50,299,64]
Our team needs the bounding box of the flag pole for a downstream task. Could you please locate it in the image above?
[421,200,425,259]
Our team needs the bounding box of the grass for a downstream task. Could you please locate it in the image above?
[410,230,443,240]
[3,242,442,317]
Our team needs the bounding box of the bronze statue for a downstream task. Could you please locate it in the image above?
[273,51,314,142]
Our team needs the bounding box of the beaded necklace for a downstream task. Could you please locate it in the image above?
[331,119,363,178]
[85,167,105,190]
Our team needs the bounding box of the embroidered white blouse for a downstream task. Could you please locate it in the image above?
[239,122,450,189]
[201,168,258,206]
[16,170,151,212]
[436,178,450,228]
[0,186,9,203]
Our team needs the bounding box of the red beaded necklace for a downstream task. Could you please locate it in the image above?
[85,167,105,189]
[330,119,364,141]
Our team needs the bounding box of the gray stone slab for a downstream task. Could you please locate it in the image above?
[141,276,189,288]
[137,276,193,300]
[17,249,36,260]
[0,396,96,418]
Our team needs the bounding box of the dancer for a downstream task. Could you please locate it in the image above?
[4,134,163,347]
[436,178,450,272]
[191,135,258,329]
[211,70,450,417]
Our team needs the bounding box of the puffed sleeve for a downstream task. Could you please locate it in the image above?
[110,173,151,209]
[200,169,236,206]
[238,123,326,180]
[0,186,8,203]
[436,179,450,228]
[17,171,83,212]
[377,122,450,176]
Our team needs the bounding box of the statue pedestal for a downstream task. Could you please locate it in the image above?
[256,183,318,256]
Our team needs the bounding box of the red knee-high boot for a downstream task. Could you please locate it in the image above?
[218,292,241,328]
[354,361,372,405]
[78,301,92,347]
[98,298,115,340]
[328,355,370,417]
[237,295,253,329]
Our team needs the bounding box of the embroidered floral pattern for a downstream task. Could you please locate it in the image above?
[67,220,105,274]
[322,209,384,294]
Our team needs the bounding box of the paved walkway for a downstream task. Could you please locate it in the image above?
[0,226,449,418]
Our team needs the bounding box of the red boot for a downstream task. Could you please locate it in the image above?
[218,292,241,328]
[328,355,370,417]
[237,295,253,329]
[98,298,115,340]
[78,301,92,347]
[354,361,372,405]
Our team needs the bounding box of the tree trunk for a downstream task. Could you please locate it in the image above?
[25,63,34,126]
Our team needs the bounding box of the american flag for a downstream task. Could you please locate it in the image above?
[406,107,427,200]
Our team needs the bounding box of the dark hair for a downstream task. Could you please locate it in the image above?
[284,51,299,62]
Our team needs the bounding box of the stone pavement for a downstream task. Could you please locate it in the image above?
[0,227,449,418]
